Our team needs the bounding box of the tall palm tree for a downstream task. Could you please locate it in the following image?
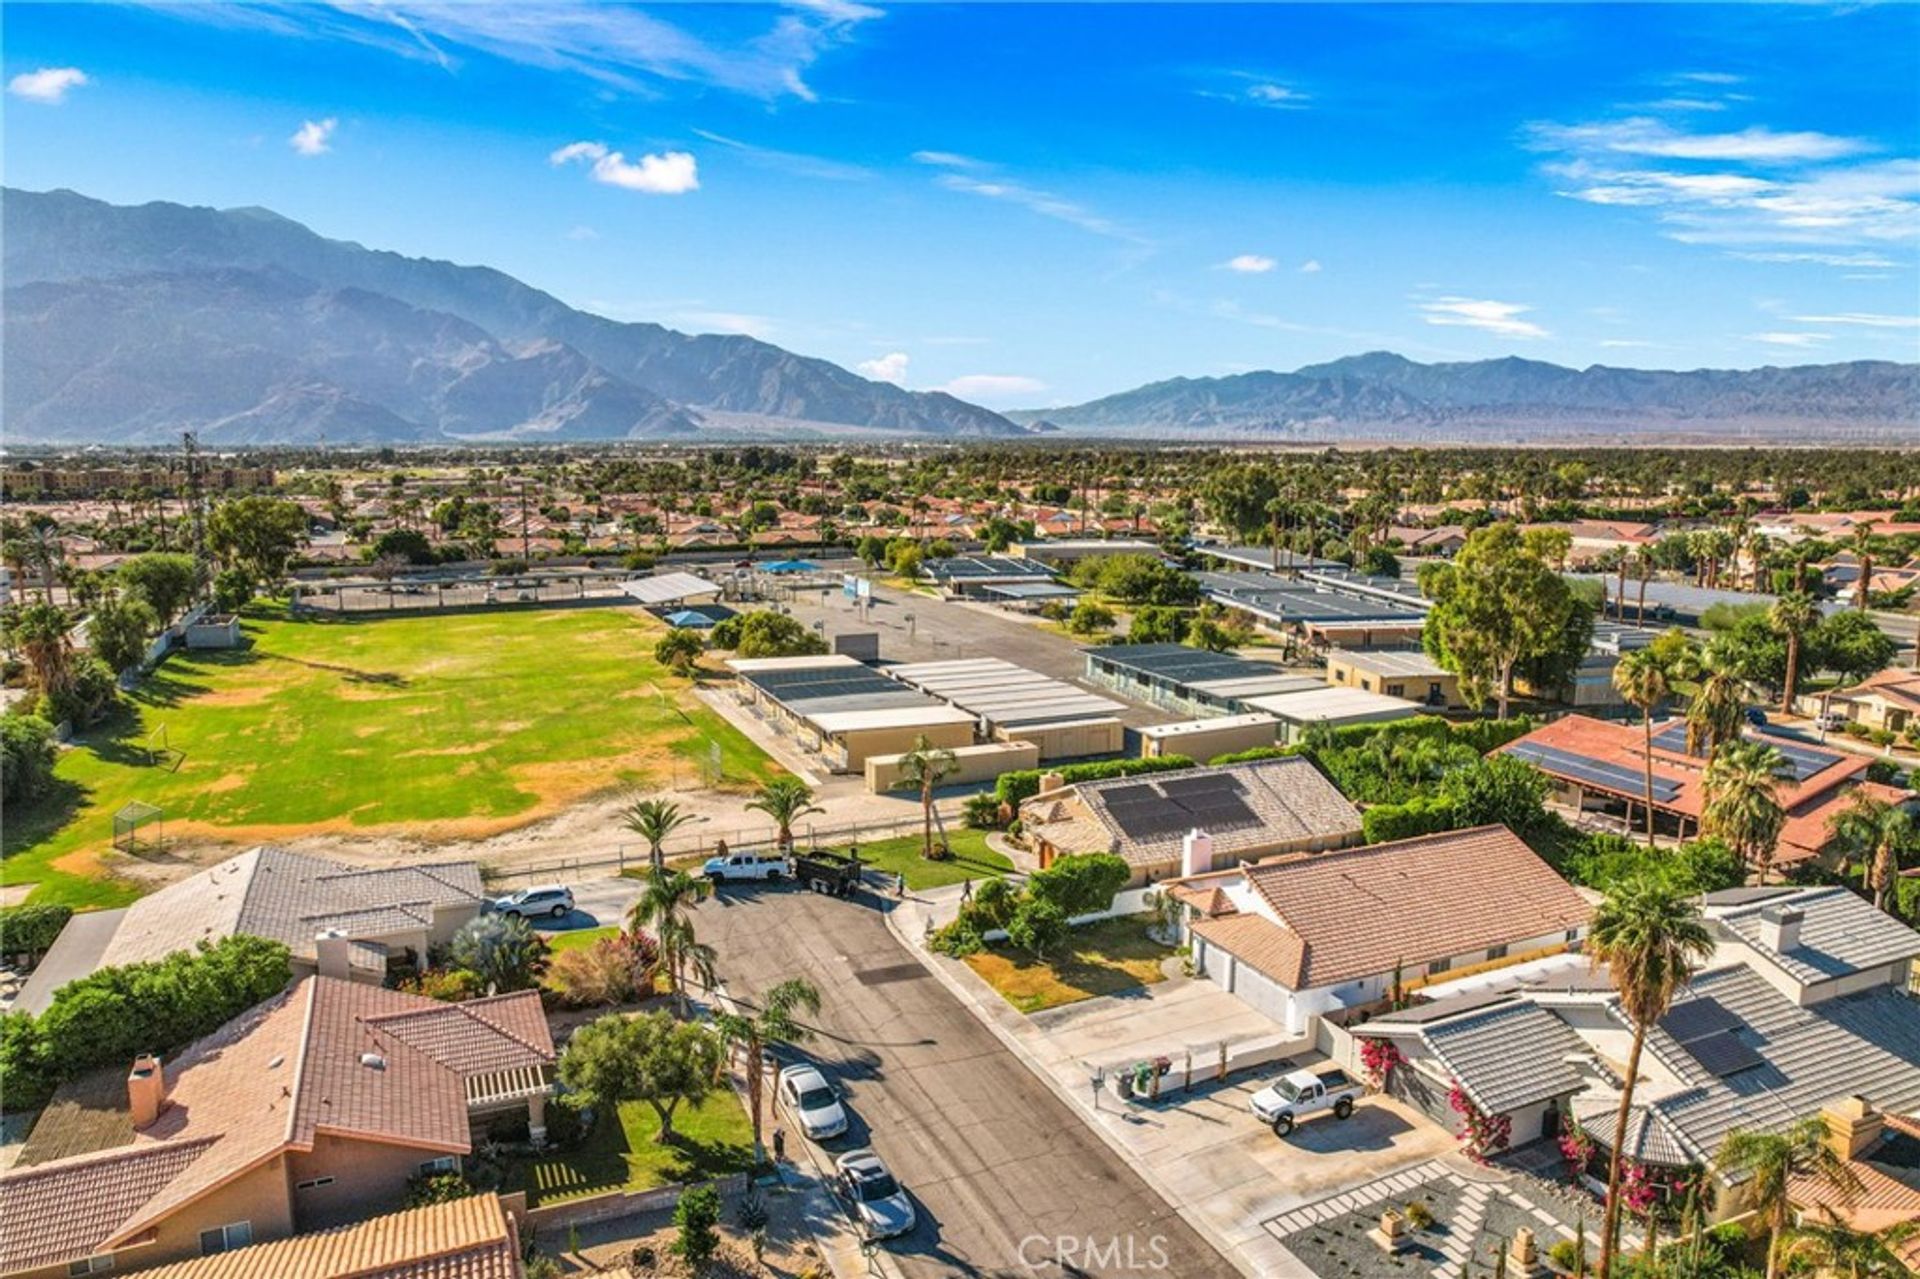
[627,869,711,1015]
[1716,1118,1864,1279]
[714,978,822,1163]
[895,735,959,859]
[1703,741,1788,882]
[1588,876,1715,1279]
[1849,522,1877,612]
[1782,1214,1915,1279]
[1612,649,1670,848]
[1828,792,1914,912]
[1770,591,1823,715]
[623,796,694,872]
[1686,643,1748,760]
[746,776,826,852]
[6,601,75,700]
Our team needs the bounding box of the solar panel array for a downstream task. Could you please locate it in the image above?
[1087,643,1282,686]
[1650,724,1842,782]
[1097,772,1261,840]
[924,555,1055,582]
[743,664,940,717]
[1663,997,1764,1078]
[1506,742,1683,803]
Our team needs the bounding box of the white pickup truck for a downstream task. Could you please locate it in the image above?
[1249,1067,1363,1136]
[703,851,791,883]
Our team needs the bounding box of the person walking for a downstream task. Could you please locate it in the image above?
[961,877,973,903]
[772,1126,786,1165]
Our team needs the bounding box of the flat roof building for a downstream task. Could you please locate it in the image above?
[1239,685,1423,743]
[1138,713,1279,762]
[728,654,975,771]
[920,555,1059,598]
[883,658,1126,759]
[1083,643,1321,716]
[1325,648,1466,710]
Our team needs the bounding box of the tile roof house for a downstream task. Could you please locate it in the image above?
[1702,884,1920,1006]
[0,977,555,1279]
[1354,927,1920,1226]
[1018,755,1363,885]
[1498,715,1907,870]
[1825,667,1920,736]
[1167,824,1592,1035]
[118,1193,525,1279]
[16,849,485,1014]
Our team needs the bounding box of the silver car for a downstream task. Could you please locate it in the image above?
[777,1063,849,1141]
[836,1150,916,1240]
[488,885,575,920]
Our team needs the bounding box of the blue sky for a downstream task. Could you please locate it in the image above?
[5,2,1918,408]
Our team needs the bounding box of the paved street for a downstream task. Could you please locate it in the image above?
[698,882,1239,1279]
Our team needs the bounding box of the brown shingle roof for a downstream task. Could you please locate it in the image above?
[1192,825,1591,990]
[124,1194,522,1279]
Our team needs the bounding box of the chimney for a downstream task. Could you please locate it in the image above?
[1037,771,1067,797]
[128,1054,166,1129]
[1822,1096,1880,1161]
[315,928,353,981]
[1758,905,1804,953]
[1182,828,1214,878]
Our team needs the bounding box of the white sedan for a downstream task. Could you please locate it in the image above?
[777,1063,849,1141]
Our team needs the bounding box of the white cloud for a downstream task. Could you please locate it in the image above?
[1788,312,1920,329]
[857,352,910,385]
[671,310,773,338]
[1747,331,1830,348]
[1223,254,1276,274]
[1729,251,1897,268]
[1676,71,1744,85]
[138,1,879,102]
[692,129,871,181]
[937,374,1048,405]
[1415,297,1550,339]
[8,66,88,103]
[1599,339,1662,349]
[551,141,699,194]
[1639,98,1727,113]
[1298,259,1323,274]
[1200,72,1311,110]
[1529,117,1872,164]
[913,151,1144,244]
[565,225,600,242]
[290,118,337,155]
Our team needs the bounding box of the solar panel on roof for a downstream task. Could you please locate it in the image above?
[1507,742,1683,804]
[1683,1030,1765,1078]
[1102,784,1158,805]
[1662,998,1743,1044]
[1766,739,1842,782]
[1651,724,1694,754]
[1165,773,1243,796]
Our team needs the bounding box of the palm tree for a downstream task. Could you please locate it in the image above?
[714,978,822,1163]
[623,796,694,873]
[1716,1118,1864,1279]
[1828,792,1913,912]
[1703,741,1788,882]
[1849,522,1877,611]
[6,601,74,700]
[628,869,712,1014]
[1612,649,1671,848]
[746,776,826,852]
[1685,643,1748,760]
[1588,876,1715,1279]
[895,735,959,859]
[1782,1214,1915,1279]
[1771,591,1823,715]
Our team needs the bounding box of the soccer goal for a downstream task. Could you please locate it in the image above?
[146,723,185,772]
[113,801,166,855]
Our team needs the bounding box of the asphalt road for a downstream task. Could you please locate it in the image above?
[699,881,1239,1279]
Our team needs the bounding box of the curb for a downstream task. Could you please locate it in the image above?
[879,897,1279,1279]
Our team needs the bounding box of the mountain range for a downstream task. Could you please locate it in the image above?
[1012,351,1920,440]
[5,187,1916,445]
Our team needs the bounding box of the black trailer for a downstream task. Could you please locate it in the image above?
[793,850,863,897]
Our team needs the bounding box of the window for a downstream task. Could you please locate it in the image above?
[1487,944,1508,961]
[418,1156,458,1176]
[1427,957,1452,975]
[199,1223,252,1256]
[68,1258,114,1276]
[1387,684,1406,697]
[295,1176,335,1190]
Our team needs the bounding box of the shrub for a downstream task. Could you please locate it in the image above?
[1451,715,1536,755]
[44,658,118,729]
[961,792,1005,829]
[406,1171,479,1208]
[448,914,549,994]
[994,754,1194,809]
[672,1184,723,1269]
[1865,758,1902,786]
[1028,853,1130,919]
[0,903,73,958]
[1208,745,1298,766]
[1362,795,1460,843]
[1,1012,55,1112]
[1006,897,1071,958]
[0,714,58,805]
[211,567,254,615]
[398,967,487,1002]
[1439,754,1553,838]
[546,935,654,1008]
[1066,600,1115,635]
[1403,1200,1434,1230]
[734,611,828,659]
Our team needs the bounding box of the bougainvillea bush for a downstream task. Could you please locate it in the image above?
[1448,1081,1512,1162]
[1358,1037,1405,1090]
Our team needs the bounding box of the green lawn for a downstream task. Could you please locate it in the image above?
[965,914,1175,1014]
[544,926,620,954]
[3,603,781,909]
[839,827,1014,890]
[500,1090,754,1206]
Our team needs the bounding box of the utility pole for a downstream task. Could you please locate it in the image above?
[518,480,531,565]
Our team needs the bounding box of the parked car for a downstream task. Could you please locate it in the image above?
[1745,707,1769,727]
[1815,711,1849,732]
[1250,1067,1362,1136]
[777,1064,849,1141]
[834,1150,916,1240]
[704,850,790,883]
[488,885,575,920]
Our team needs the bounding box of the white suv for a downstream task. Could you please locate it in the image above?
[488,885,575,920]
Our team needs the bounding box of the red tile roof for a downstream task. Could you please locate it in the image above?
[124,1194,522,1279]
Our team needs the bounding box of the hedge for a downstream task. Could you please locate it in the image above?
[0,904,73,958]
[1360,795,1460,843]
[1207,745,1300,766]
[2,934,292,1113]
[994,754,1195,808]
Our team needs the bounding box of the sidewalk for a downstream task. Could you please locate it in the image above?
[879,883,1443,1267]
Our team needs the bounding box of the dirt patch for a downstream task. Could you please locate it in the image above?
[399,742,497,757]
[203,771,250,794]
[187,685,279,708]
[352,724,389,738]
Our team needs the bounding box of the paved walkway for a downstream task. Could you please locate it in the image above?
[884,887,1460,1278]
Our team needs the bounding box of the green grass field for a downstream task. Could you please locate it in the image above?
[965,914,1175,1013]
[2,603,780,909]
[837,828,1015,890]
[500,1089,754,1206]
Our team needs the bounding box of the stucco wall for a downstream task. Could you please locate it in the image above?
[287,1133,455,1231]
[28,1157,299,1279]
[864,740,1038,793]
[836,720,975,771]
